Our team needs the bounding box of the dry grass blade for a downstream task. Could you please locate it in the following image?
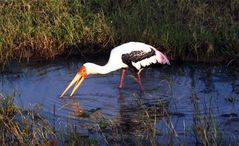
[0,94,55,145]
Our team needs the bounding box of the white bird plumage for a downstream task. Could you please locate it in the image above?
[60,42,170,97]
[84,42,170,74]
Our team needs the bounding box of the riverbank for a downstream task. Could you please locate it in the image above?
[0,0,238,67]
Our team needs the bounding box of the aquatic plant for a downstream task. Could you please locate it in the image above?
[190,93,220,145]
[0,93,55,145]
[1,90,239,145]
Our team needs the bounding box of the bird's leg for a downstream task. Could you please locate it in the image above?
[137,69,144,90]
[119,69,126,89]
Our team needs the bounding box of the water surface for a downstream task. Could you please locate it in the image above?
[1,58,239,145]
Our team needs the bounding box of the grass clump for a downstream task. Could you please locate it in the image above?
[0,0,114,66]
[0,93,55,145]
[0,0,238,67]
[94,0,238,61]
[191,93,220,145]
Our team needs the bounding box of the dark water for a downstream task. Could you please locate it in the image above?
[1,58,239,145]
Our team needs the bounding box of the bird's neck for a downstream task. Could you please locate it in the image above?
[87,62,119,75]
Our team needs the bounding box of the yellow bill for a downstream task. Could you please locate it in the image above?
[60,73,85,97]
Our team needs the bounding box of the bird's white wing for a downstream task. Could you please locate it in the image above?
[110,42,170,70]
[121,48,158,70]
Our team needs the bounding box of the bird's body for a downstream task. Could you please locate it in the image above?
[60,42,170,97]
[84,42,169,74]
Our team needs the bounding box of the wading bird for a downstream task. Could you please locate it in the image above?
[60,42,170,97]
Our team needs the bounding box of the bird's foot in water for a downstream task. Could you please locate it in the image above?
[138,80,144,91]
[128,75,144,91]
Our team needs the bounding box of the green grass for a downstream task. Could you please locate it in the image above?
[0,0,238,67]
[0,0,114,67]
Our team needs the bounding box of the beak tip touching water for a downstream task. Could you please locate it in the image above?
[60,73,86,98]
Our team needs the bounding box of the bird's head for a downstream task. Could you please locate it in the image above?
[60,65,89,97]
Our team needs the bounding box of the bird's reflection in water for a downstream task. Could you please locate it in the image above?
[116,90,169,137]
[59,90,170,145]
[60,97,85,118]
[60,96,103,121]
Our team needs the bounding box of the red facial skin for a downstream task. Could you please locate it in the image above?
[78,66,87,78]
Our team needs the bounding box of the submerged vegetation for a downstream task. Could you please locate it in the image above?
[0,0,238,66]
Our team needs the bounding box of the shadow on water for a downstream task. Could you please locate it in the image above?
[1,58,239,145]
